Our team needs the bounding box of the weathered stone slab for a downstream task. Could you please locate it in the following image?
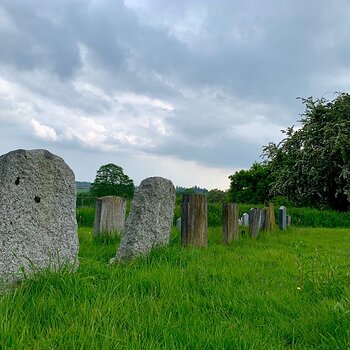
[93,196,126,236]
[112,177,175,262]
[279,206,287,230]
[249,208,261,238]
[241,213,249,226]
[287,214,292,227]
[0,149,78,287]
[259,209,266,231]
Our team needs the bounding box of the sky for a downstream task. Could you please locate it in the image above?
[1,0,350,190]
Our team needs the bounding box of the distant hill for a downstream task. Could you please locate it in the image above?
[175,186,208,194]
[76,181,91,193]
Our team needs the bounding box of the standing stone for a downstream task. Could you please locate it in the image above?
[176,218,181,230]
[93,196,126,236]
[249,208,261,238]
[222,203,239,243]
[112,177,175,262]
[0,149,78,286]
[259,209,266,231]
[264,203,276,231]
[287,215,292,227]
[181,194,208,247]
[279,206,287,230]
[241,213,249,226]
[269,203,276,230]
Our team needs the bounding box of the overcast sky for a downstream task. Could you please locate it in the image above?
[1,0,349,189]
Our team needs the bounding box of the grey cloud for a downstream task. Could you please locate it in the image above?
[1,0,350,178]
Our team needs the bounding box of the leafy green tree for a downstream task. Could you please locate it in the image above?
[228,162,271,204]
[263,93,350,211]
[207,189,229,204]
[91,163,135,199]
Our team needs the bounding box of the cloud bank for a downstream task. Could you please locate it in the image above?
[1,0,350,188]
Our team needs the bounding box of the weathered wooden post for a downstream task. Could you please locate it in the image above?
[264,203,276,231]
[269,203,276,230]
[93,196,126,236]
[181,194,208,247]
[222,203,239,243]
[249,208,261,238]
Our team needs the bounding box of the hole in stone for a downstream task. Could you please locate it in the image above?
[10,221,12,225]
[34,196,41,203]
[15,177,20,185]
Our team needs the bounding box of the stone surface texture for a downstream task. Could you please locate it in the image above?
[114,177,175,261]
[93,196,126,236]
[241,213,249,226]
[249,208,261,238]
[0,149,78,286]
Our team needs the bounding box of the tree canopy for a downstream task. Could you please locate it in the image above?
[207,189,229,204]
[91,163,135,199]
[228,162,271,204]
[263,93,350,211]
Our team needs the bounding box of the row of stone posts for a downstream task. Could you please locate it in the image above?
[177,194,292,247]
[93,194,291,247]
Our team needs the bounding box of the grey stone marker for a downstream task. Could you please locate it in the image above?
[93,196,126,236]
[241,213,249,226]
[112,177,175,262]
[279,206,287,230]
[249,208,261,238]
[0,149,78,287]
[259,209,266,231]
[176,218,181,230]
[286,215,292,227]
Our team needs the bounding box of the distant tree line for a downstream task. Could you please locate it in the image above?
[229,93,350,211]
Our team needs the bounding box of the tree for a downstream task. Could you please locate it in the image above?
[228,162,271,204]
[263,93,350,211]
[207,189,229,204]
[90,163,135,199]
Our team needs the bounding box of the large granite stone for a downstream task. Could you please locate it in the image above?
[112,177,175,262]
[0,149,78,287]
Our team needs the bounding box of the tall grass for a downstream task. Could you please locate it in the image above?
[1,226,350,349]
[77,206,95,227]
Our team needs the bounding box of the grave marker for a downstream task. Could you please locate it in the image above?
[93,196,126,236]
[112,177,175,262]
[249,208,261,238]
[0,149,78,286]
[181,194,208,247]
[222,203,239,243]
[279,206,287,230]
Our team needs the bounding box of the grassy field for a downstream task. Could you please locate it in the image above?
[1,226,350,349]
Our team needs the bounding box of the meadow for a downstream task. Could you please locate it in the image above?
[1,222,350,349]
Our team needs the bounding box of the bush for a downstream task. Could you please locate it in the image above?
[288,207,350,228]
